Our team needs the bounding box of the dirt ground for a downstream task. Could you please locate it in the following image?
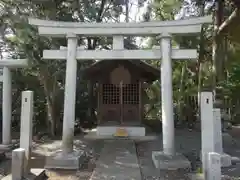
[0,128,240,180]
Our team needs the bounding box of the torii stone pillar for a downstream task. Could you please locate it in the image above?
[160,33,175,155]
[62,33,78,154]
[152,35,191,169]
[44,35,84,170]
[2,67,12,145]
[0,59,28,148]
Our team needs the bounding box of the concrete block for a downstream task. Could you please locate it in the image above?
[12,148,25,180]
[221,153,232,167]
[152,151,191,170]
[207,152,221,180]
[200,152,232,167]
[45,150,85,170]
[213,108,223,153]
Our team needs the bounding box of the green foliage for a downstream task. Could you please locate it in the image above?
[0,0,126,135]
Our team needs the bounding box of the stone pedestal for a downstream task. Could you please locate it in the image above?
[0,144,14,151]
[12,148,25,180]
[213,108,231,167]
[206,152,221,180]
[45,150,85,169]
[152,151,191,170]
[220,153,232,167]
[200,152,231,167]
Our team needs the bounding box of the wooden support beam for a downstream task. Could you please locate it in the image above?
[43,49,198,60]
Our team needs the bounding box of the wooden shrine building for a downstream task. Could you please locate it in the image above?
[84,60,159,132]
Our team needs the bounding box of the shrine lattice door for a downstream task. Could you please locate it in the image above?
[102,83,139,124]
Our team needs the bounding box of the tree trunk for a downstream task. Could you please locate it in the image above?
[177,63,186,125]
[46,95,56,136]
[196,0,206,122]
[38,67,58,137]
[212,0,225,99]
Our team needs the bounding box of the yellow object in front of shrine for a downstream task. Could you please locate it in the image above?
[114,128,128,137]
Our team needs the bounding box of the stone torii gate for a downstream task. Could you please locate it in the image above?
[0,59,28,148]
[29,16,212,169]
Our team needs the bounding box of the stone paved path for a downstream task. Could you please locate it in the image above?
[90,139,142,180]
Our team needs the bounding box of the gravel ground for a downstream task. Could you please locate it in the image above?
[0,159,11,179]
[0,136,104,180]
[136,139,191,180]
[33,137,104,180]
[136,129,240,180]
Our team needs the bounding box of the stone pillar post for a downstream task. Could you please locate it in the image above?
[201,91,214,176]
[2,67,12,145]
[62,33,78,154]
[160,33,175,155]
[207,152,221,180]
[20,91,34,174]
[12,148,25,180]
[213,108,223,154]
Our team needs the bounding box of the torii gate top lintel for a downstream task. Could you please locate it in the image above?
[28,16,212,37]
[0,59,28,68]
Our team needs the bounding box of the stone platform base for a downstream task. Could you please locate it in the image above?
[45,150,85,170]
[152,151,191,170]
[97,126,145,137]
[0,144,13,151]
[84,132,157,141]
[2,168,45,180]
[0,140,19,152]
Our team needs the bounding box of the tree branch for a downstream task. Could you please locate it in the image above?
[91,0,107,49]
[217,8,240,35]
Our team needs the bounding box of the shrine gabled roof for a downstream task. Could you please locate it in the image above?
[83,59,160,82]
[83,40,160,82]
